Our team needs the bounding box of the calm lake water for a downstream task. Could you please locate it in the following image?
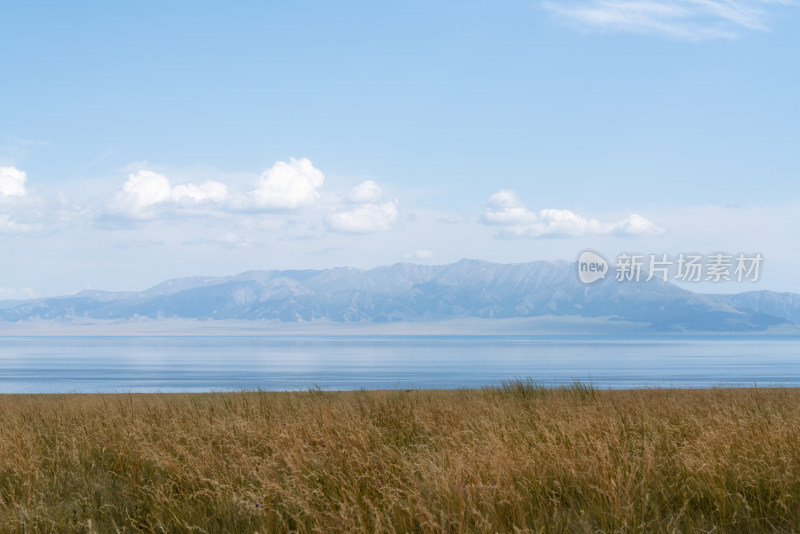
[1,335,800,393]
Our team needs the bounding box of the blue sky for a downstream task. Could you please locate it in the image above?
[1,0,799,296]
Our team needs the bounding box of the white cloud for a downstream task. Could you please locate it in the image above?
[481,189,665,238]
[481,190,538,227]
[172,181,229,203]
[121,170,172,210]
[326,200,400,234]
[348,180,382,203]
[113,170,229,217]
[103,159,401,236]
[542,0,794,40]
[106,160,404,238]
[250,157,324,209]
[614,213,666,235]
[0,166,39,232]
[0,166,27,197]
[326,178,399,233]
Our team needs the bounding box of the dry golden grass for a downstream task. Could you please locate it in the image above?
[1,382,799,533]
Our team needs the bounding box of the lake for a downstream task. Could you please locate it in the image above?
[1,335,800,393]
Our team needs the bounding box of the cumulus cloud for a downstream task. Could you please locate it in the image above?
[614,212,666,235]
[104,159,402,236]
[172,181,228,203]
[0,166,27,197]
[326,179,399,233]
[480,190,538,227]
[542,0,794,40]
[120,170,172,210]
[250,157,324,209]
[0,166,40,232]
[481,189,665,238]
[348,180,382,203]
[113,170,229,217]
[326,201,400,233]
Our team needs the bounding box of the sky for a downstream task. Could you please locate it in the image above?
[1,0,799,297]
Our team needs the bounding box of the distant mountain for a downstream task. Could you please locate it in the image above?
[1,259,798,332]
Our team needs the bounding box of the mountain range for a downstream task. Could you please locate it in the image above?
[2,259,799,332]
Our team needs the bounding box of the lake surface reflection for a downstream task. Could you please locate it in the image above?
[1,335,799,393]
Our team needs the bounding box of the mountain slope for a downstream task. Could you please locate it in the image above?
[0,260,797,331]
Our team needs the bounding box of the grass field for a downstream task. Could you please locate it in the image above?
[1,382,799,533]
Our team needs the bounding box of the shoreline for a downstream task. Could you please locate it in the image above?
[1,383,798,396]
[2,316,799,336]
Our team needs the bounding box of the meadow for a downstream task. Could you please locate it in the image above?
[1,382,799,533]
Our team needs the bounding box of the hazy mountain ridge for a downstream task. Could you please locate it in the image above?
[1,259,797,332]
